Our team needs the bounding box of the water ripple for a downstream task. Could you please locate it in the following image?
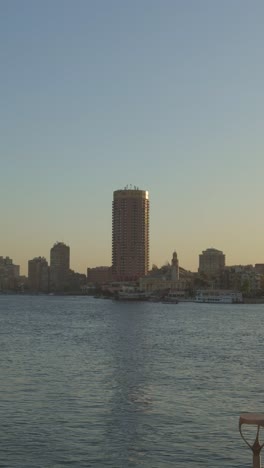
[0,296,261,467]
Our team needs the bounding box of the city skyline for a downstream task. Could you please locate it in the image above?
[1,1,264,275]
[2,184,264,276]
[2,236,263,278]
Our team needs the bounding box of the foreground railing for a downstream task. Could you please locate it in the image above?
[239,413,264,468]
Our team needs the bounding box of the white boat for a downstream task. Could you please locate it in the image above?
[195,290,243,304]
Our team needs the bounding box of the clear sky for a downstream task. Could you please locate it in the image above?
[1,0,264,275]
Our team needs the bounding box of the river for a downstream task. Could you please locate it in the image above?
[0,295,263,467]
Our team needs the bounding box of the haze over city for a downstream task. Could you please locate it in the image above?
[1,0,264,275]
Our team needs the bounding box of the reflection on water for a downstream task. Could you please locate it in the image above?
[0,295,263,467]
[104,304,154,466]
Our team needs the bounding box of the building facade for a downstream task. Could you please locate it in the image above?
[87,266,112,284]
[140,251,188,295]
[220,265,262,294]
[255,264,264,275]
[0,256,20,291]
[28,257,49,292]
[50,242,70,292]
[198,248,225,276]
[112,187,149,281]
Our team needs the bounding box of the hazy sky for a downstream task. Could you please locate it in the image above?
[1,0,264,275]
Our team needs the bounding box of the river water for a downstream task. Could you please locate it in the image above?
[0,295,263,467]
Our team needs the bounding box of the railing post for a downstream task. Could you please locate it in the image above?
[239,413,264,468]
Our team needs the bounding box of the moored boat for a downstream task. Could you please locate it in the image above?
[195,290,243,304]
[162,291,179,304]
[117,287,150,301]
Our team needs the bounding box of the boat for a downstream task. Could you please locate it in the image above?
[117,287,150,301]
[162,291,179,304]
[195,290,243,304]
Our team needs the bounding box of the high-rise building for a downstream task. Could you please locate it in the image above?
[112,187,149,281]
[50,242,70,291]
[28,257,49,292]
[0,256,20,291]
[198,248,225,276]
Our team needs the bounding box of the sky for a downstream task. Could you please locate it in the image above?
[1,0,264,275]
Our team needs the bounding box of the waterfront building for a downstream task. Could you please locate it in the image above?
[112,187,149,281]
[87,266,112,284]
[68,270,87,291]
[227,265,261,294]
[28,257,49,292]
[140,252,189,295]
[198,248,225,276]
[50,242,70,292]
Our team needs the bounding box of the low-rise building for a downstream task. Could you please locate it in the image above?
[87,266,112,284]
[140,252,190,296]
[68,270,87,291]
[219,265,262,295]
[255,264,264,275]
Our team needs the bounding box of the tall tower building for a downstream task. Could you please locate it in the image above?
[112,187,149,281]
[171,251,179,282]
[50,242,70,291]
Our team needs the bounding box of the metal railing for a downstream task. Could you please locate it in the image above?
[239,413,264,468]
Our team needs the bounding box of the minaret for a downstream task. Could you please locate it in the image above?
[171,251,179,281]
